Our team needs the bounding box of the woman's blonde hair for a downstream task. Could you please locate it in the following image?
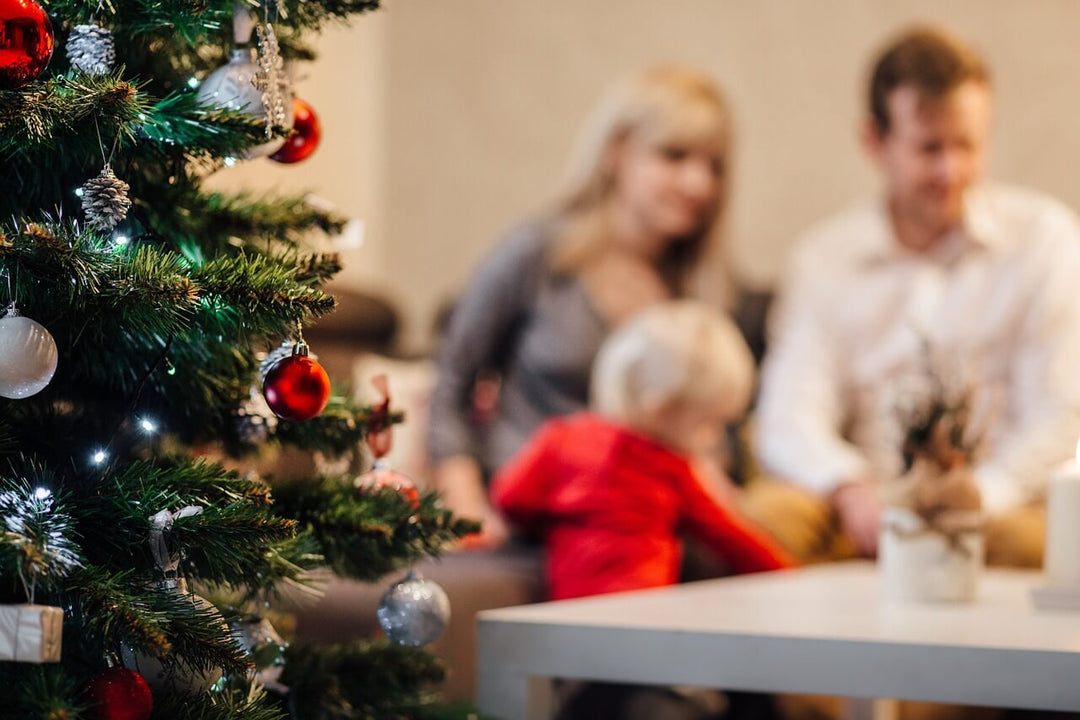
[549,66,733,303]
[590,300,754,431]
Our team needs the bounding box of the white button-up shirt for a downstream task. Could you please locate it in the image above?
[756,183,1080,514]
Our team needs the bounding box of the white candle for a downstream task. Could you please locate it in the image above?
[1045,439,1080,589]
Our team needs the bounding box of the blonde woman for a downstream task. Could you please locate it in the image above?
[427,67,735,548]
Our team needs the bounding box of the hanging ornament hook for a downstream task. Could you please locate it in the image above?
[4,264,15,312]
[149,505,203,583]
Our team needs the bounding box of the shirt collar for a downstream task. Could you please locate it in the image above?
[857,185,1005,265]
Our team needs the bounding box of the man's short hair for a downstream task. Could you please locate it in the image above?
[869,27,989,133]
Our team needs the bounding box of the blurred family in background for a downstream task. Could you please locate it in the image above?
[430,24,1080,573]
[417,22,1080,720]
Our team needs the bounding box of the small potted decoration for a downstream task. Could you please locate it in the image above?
[880,382,984,603]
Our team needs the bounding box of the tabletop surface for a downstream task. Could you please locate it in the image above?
[479,561,1080,654]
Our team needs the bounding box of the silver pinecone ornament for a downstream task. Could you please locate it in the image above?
[81,164,131,230]
[233,388,278,446]
[66,24,116,75]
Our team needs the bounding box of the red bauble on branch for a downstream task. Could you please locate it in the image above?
[84,667,153,720]
[262,340,331,421]
[269,97,321,164]
[0,0,54,89]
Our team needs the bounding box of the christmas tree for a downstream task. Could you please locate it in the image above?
[0,0,479,717]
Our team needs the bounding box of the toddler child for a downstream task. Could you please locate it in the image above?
[491,300,794,601]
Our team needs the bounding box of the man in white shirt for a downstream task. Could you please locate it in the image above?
[753,27,1080,566]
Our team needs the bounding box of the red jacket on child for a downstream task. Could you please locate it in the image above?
[491,412,795,600]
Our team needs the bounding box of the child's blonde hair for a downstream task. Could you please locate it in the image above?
[590,300,754,431]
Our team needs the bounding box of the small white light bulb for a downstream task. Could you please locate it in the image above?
[91,449,107,465]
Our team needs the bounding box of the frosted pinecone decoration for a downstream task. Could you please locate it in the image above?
[66,24,116,75]
[80,164,132,230]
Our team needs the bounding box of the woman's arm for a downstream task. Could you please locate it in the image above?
[426,222,549,545]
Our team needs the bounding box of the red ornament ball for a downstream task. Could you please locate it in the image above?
[85,667,153,720]
[0,0,54,89]
[269,97,321,164]
[263,351,331,421]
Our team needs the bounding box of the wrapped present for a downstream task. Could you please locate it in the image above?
[0,604,63,662]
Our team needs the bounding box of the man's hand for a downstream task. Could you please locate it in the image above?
[831,479,881,557]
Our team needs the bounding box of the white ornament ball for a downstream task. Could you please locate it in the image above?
[196,48,293,158]
[377,571,450,647]
[121,581,226,693]
[0,309,58,399]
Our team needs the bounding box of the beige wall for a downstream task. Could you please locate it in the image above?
[217,0,1080,352]
[207,10,391,293]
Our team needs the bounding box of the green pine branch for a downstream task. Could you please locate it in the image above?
[0,476,83,599]
[0,666,84,720]
[154,584,252,679]
[152,685,288,720]
[191,252,337,333]
[0,72,144,157]
[187,191,348,250]
[270,477,480,582]
[64,566,173,659]
[274,403,403,458]
[172,504,298,587]
[75,460,294,587]
[0,421,15,455]
[47,0,233,46]
[140,91,283,160]
[281,639,446,720]
[45,0,379,42]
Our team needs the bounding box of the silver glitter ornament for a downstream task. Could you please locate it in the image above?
[80,164,131,230]
[66,24,116,75]
[377,571,450,647]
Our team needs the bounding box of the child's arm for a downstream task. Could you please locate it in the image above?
[490,421,561,529]
[678,465,797,573]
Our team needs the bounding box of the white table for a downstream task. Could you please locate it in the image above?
[477,562,1080,719]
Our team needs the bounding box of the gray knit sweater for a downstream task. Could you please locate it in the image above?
[426,219,608,478]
